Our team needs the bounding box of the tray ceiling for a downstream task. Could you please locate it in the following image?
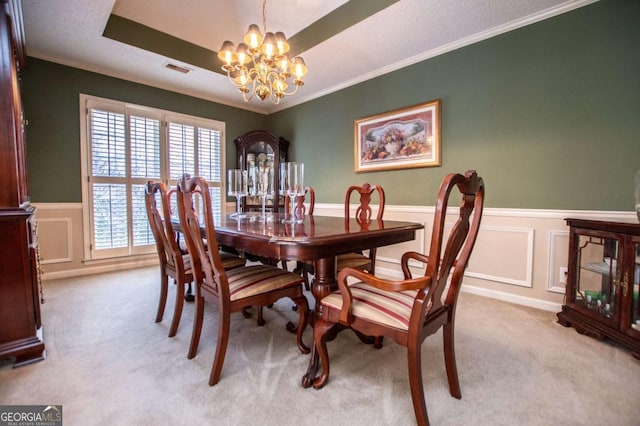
[21,0,595,114]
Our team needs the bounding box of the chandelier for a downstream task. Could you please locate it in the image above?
[217,0,308,104]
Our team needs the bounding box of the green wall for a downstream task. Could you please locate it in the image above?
[271,0,640,209]
[22,0,640,210]
[22,59,265,202]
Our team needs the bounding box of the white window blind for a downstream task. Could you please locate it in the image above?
[198,127,222,182]
[131,115,161,179]
[166,117,223,224]
[91,109,126,177]
[168,122,195,180]
[132,183,154,247]
[81,95,226,260]
[92,183,128,249]
[198,128,223,222]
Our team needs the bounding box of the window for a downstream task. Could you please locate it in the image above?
[80,95,225,260]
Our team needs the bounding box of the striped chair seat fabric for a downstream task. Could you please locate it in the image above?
[226,265,303,302]
[321,282,420,331]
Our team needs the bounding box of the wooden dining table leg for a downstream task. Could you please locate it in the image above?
[301,256,337,388]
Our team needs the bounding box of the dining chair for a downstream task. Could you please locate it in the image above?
[285,186,315,217]
[176,174,310,386]
[251,186,316,322]
[312,170,485,426]
[336,183,386,274]
[282,186,315,289]
[145,181,245,337]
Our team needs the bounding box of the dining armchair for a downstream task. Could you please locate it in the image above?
[177,174,310,386]
[312,170,485,426]
[336,183,386,274]
[145,182,245,337]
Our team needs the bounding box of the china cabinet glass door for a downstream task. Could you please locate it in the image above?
[234,130,289,213]
[572,232,621,325]
[246,142,276,208]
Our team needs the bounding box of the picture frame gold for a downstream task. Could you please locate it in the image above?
[354,99,441,172]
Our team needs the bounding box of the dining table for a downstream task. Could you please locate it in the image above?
[174,212,424,387]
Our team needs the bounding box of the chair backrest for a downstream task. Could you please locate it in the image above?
[421,170,484,314]
[177,174,229,300]
[285,186,315,216]
[344,183,385,222]
[145,181,183,270]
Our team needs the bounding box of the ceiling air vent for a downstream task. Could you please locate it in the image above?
[164,62,192,74]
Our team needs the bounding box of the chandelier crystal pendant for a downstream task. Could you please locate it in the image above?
[217,0,308,105]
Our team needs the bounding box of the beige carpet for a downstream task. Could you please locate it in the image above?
[1,266,639,425]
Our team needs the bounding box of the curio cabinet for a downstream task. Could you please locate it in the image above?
[557,218,640,358]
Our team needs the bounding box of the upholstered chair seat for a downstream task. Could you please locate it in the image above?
[335,253,376,272]
[320,283,417,331]
[225,265,306,301]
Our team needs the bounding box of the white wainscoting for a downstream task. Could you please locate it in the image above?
[33,201,636,312]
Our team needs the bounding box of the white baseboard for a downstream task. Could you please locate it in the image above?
[460,284,562,312]
[42,258,158,281]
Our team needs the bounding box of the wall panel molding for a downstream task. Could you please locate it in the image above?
[465,225,535,288]
[547,230,570,293]
[37,217,73,264]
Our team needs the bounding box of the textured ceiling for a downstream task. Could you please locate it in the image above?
[21,0,596,114]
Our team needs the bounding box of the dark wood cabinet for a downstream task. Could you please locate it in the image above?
[234,130,289,212]
[0,0,45,367]
[557,218,640,358]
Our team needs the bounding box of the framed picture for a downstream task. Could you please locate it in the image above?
[354,99,441,172]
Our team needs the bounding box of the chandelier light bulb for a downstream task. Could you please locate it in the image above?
[261,32,277,60]
[274,32,289,54]
[218,40,236,69]
[291,57,308,80]
[233,69,250,87]
[274,78,287,93]
[244,24,263,50]
[277,56,291,76]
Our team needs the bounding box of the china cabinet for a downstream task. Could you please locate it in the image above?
[234,130,289,212]
[557,218,640,358]
[0,0,45,367]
